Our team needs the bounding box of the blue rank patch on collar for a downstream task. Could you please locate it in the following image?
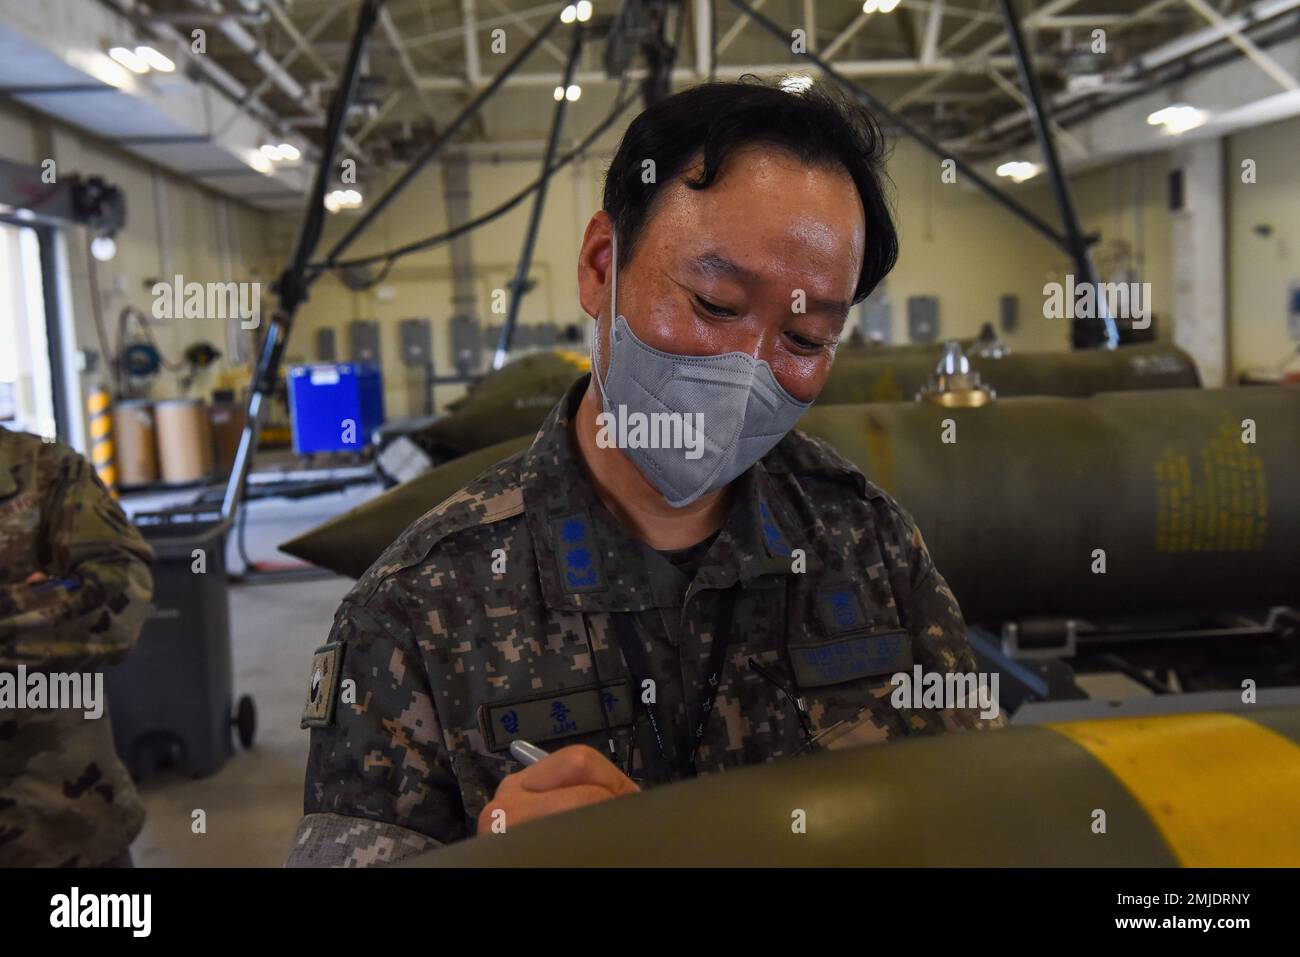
[817,582,871,634]
[552,513,604,593]
[788,630,913,689]
[757,498,792,558]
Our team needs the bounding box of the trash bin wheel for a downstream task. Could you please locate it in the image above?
[234,695,256,749]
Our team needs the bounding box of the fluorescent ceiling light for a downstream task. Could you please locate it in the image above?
[108,46,149,74]
[134,46,175,73]
[86,53,133,89]
[996,160,1040,183]
[1147,103,1208,135]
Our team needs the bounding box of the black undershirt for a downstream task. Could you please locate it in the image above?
[656,530,720,582]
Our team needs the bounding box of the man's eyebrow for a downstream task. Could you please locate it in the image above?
[689,251,755,280]
[689,251,851,320]
[813,297,852,322]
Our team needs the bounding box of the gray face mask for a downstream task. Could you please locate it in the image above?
[591,231,811,508]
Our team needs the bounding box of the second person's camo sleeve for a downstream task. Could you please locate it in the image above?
[1,444,153,671]
[287,579,465,867]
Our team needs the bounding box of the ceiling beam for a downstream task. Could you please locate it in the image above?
[402,1,556,48]
[921,0,945,65]
[694,0,713,77]
[263,0,337,80]
[462,0,483,87]
[716,0,766,56]
[483,0,572,67]
[1184,0,1299,90]
[414,56,1022,91]
[379,5,441,118]
[892,0,1088,110]
[823,10,872,62]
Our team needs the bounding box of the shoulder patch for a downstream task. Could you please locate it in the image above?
[301,641,344,728]
[352,451,527,603]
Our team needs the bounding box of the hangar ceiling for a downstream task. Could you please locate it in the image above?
[4,0,1299,207]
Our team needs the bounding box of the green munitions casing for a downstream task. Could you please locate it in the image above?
[797,386,1297,621]
[411,343,1199,459]
[283,386,1299,621]
[821,340,1199,404]
[395,705,1300,867]
[415,350,589,458]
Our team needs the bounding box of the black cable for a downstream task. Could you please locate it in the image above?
[494,20,587,365]
[321,9,566,270]
[313,75,640,282]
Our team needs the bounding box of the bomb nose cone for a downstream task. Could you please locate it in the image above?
[920,341,994,407]
[938,340,972,376]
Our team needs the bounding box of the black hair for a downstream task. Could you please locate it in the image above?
[602,78,898,304]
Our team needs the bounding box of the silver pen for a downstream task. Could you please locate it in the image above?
[509,739,550,766]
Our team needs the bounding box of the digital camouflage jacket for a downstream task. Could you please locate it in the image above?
[287,376,1000,866]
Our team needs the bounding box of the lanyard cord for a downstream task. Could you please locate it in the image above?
[580,614,619,765]
[610,589,738,780]
[610,613,670,782]
[688,589,737,775]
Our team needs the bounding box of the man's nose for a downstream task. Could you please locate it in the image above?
[735,326,773,362]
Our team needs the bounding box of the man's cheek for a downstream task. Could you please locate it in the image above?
[776,360,832,404]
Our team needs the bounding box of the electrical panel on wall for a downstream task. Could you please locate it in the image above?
[1289,282,1300,343]
[1000,294,1019,334]
[450,315,482,375]
[316,328,336,362]
[907,296,940,343]
[399,318,432,368]
[349,320,380,363]
[859,282,891,344]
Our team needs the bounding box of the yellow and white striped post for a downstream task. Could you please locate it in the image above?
[87,386,117,496]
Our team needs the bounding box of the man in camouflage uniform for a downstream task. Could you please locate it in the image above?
[0,428,154,867]
[288,81,1002,867]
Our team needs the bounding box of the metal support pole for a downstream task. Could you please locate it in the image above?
[493,24,585,370]
[322,11,566,268]
[221,4,565,521]
[997,0,1117,349]
[725,0,1071,255]
[220,0,385,522]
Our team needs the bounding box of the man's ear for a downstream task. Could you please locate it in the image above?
[577,211,614,320]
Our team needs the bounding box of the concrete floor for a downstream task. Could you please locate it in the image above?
[113,469,1154,867]
[128,575,352,867]
[120,478,379,867]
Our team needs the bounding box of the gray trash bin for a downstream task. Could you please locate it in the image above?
[106,516,255,779]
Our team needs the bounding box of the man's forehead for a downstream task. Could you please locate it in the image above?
[679,246,854,320]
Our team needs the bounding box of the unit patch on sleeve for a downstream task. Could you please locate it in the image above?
[300,641,344,729]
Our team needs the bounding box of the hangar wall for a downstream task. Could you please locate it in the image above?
[1226,112,1300,378]
[293,134,1183,419]
[0,97,278,431]
[6,93,1296,427]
